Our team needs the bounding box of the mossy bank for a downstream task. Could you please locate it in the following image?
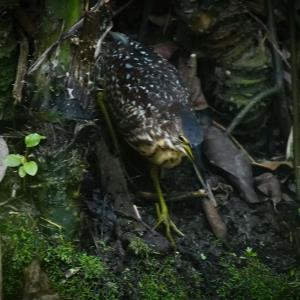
[2,214,300,300]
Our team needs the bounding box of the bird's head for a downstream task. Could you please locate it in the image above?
[177,107,203,159]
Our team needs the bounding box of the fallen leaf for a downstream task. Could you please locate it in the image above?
[202,198,228,245]
[0,137,9,182]
[254,173,282,207]
[203,126,259,203]
[22,258,59,300]
[253,160,293,171]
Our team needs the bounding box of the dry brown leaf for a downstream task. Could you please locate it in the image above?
[203,126,259,203]
[255,172,282,206]
[202,198,228,245]
[22,259,59,300]
[253,160,293,171]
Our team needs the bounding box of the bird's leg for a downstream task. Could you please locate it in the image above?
[97,92,120,155]
[150,165,184,244]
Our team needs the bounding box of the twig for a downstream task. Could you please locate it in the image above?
[162,8,172,35]
[188,53,197,91]
[133,204,142,220]
[201,198,229,246]
[227,0,284,134]
[13,29,29,103]
[39,217,63,230]
[113,0,135,16]
[139,189,207,203]
[27,19,84,74]
[114,209,157,233]
[94,22,113,60]
[191,161,218,207]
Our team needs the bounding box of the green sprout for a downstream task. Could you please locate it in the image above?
[245,247,258,258]
[4,133,46,177]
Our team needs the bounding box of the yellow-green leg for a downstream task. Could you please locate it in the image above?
[97,91,120,154]
[150,165,184,244]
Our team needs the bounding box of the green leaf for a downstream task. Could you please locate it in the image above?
[4,154,25,167]
[18,166,27,178]
[23,161,38,176]
[25,133,46,148]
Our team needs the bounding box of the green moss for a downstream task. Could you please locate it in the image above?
[32,149,87,240]
[1,214,119,300]
[137,260,190,300]
[122,238,203,300]
[128,237,154,258]
[217,253,300,300]
[0,220,202,300]
[5,216,300,300]
[1,215,47,299]
[44,243,119,300]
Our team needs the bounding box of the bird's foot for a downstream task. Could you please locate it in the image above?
[154,203,184,245]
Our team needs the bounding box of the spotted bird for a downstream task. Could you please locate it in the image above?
[103,32,203,243]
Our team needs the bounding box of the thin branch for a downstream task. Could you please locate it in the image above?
[94,22,113,60]
[13,29,29,103]
[139,189,207,203]
[188,53,197,84]
[114,209,157,233]
[113,0,135,16]
[27,19,84,74]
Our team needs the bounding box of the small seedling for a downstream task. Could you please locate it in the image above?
[4,133,46,177]
[245,247,257,258]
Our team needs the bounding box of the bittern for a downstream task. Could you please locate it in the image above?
[103,32,203,243]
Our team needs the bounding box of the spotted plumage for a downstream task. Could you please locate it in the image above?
[104,32,202,168]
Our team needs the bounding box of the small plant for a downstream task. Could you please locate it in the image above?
[128,237,154,258]
[244,247,257,258]
[217,252,300,300]
[4,133,46,177]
